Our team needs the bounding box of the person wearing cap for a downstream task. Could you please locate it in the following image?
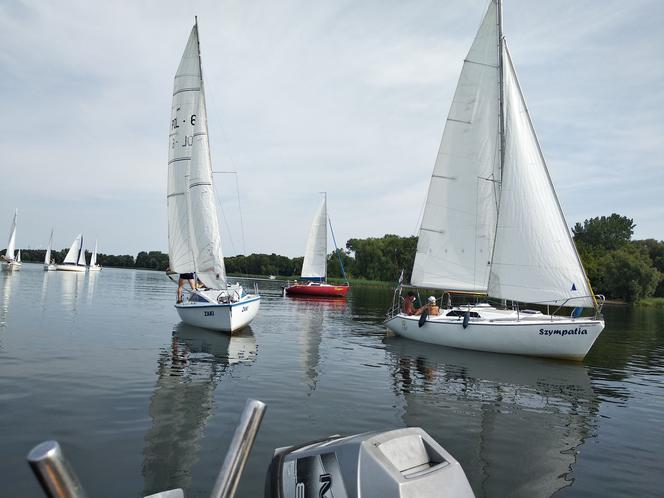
[416,296,440,316]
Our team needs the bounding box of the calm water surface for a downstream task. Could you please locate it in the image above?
[1,264,662,497]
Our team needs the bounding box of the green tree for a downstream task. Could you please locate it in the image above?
[573,213,635,251]
[599,245,661,302]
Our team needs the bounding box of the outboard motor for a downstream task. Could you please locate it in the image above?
[265,427,474,498]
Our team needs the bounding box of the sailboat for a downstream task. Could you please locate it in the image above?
[385,0,605,360]
[167,20,260,333]
[1,209,21,272]
[88,240,101,271]
[55,234,87,272]
[284,194,350,298]
[43,229,57,271]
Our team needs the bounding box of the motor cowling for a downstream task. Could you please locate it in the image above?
[265,427,474,498]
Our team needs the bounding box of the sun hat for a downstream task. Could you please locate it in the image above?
[428,296,436,303]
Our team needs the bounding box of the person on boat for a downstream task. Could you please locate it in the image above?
[416,296,440,316]
[403,291,417,315]
[176,272,196,304]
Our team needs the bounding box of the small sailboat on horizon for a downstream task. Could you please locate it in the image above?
[166,19,260,333]
[285,194,350,298]
[2,209,21,272]
[56,234,87,272]
[44,228,57,271]
[385,0,605,360]
[88,240,101,271]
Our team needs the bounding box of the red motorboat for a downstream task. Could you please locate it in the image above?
[284,281,350,298]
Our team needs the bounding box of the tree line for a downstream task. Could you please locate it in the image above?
[4,213,661,302]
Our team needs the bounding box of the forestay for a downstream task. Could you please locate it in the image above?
[487,46,594,307]
[167,25,199,274]
[301,197,327,281]
[411,1,500,292]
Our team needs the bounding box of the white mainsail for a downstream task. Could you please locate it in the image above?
[63,234,83,265]
[90,240,98,267]
[486,45,594,307]
[411,2,500,292]
[412,0,595,308]
[17,250,21,263]
[167,25,200,274]
[187,92,227,289]
[45,229,54,265]
[5,209,17,261]
[167,22,226,290]
[301,197,327,281]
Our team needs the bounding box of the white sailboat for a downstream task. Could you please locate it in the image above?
[44,228,57,271]
[284,194,350,298]
[385,0,605,360]
[1,209,21,272]
[167,20,260,333]
[88,240,101,271]
[56,234,87,272]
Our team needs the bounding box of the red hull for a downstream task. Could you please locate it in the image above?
[285,283,349,298]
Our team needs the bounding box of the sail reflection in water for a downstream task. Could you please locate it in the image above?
[0,273,15,332]
[142,324,256,496]
[384,338,598,497]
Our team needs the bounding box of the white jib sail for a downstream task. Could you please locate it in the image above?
[63,234,82,264]
[167,25,200,274]
[411,1,500,292]
[301,197,327,280]
[77,236,86,266]
[187,91,227,289]
[5,209,17,261]
[91,240,98,267]
[45,229,54,264]
[487,45,594,308]
[17,249,21,262]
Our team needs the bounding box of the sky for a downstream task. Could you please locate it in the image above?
[1,0,663,257]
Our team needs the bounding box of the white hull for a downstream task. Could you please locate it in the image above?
[385,307,604,361]
[44,264,57,271]
[176,294,260,333]
[55,264,87,272]
[88,265,101,272]
[2,261,21,272]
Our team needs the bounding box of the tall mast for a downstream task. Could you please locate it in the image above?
[497,0,505,182]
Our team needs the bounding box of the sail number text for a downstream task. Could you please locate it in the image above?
[170,106,197,149]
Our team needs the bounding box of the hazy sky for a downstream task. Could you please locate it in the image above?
[1,0,662,257]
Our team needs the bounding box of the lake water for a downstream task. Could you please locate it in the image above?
[1,264,662,497]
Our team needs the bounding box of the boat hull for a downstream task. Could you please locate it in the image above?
[285,283,349,298]
[175,295,260,333]
[385,312,605,361]
[88,265,101,272]
[43,264,57,271]
[2,261,21,272]
[55,264,87,272]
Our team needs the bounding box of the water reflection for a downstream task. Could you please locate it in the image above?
[59,272,85,314]
[383,337,598,498]
[0,273,15,333]
[289,297,347,393]
[86,269,99,304]
[142,324,256,495]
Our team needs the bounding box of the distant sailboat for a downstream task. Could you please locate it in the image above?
[56,234,87,272]
[385,0,605,360]
[167,20,260,332]
[44,228,57,271]
[1,209,21,272]
[285,194,349,298]
[88,240,101,271]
